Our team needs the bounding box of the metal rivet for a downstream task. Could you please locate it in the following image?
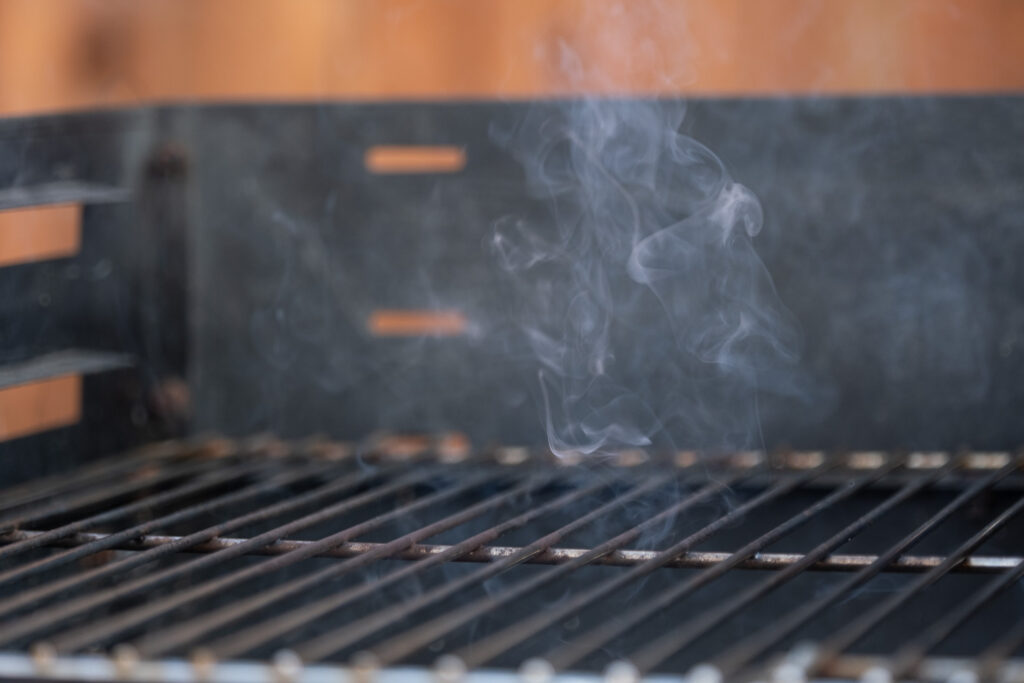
[557,451,584,467]
[907,452,949,469]
[190,648,216,682]
[688,663,723,683]
[30,642,56,674]
[273,649,303,683]
[435,654,466,683]
[861,665,893,683]
[520,658,554,683]
[773,661,807,683]
[964,452,1011,470]
[848,452,887,469]
[787,451,824,469]
[198,437,237,460]
[113,644,139,679]
[786,642,819,669]
[306,440,351,461]
[733,451,764,469]
[605,660,640,683]
[497,447,530,465]
[437,433,471,463]
[351,651,380,683]
[946,669,978,683]
[675,451,699,468]
[617,449,649,467]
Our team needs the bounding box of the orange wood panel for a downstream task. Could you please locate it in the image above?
[0,204,80,267]
[0,375,81,442]
[1,0,1023,117]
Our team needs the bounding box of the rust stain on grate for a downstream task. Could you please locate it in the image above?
[0,204,80,267]
[364,146,466,174]
[367,309,467,337]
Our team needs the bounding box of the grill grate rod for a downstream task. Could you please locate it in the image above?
[811,492,1024,676]
[133,471,545,657]
[0,465,416,646]
[707,456,1020,681]
[0,460,361,622]
[46,469,500,653]
[447,463,833,670]
[4,445,1021,678]
[0,455,236,561]
[0,441,187,517]
[978,619,1024,680]
[291,469,744,664]
[0,459,274,590]
[8,531,1016,574]
[158,473,635,659]
[887,553,1024,680]
[363,466,812,668]
[535,460,896,672]
[618,459,957,675]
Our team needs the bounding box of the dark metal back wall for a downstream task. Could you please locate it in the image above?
[0,109,184,481]
[186,97,1024,450]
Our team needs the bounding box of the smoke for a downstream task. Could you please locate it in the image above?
[488,95,807,457]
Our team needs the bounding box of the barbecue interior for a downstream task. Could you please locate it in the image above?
[2,438,1023,681]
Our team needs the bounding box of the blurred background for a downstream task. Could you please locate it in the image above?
[2,0,1024,448]
[1,0,1023,117]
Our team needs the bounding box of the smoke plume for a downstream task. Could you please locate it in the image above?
[489,96,806,457]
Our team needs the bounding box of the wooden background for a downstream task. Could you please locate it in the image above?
[1,0,1023,117]
[1,0,1023,443]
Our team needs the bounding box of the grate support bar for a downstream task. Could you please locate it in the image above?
[4,530,1017,575]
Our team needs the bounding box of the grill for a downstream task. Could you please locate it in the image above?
[3,85,1024,683]
[2,437,1023,682]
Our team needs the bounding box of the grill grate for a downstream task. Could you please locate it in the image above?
[1,437,1023,682]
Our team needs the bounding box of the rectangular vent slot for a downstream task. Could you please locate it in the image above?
[364,146,466,174]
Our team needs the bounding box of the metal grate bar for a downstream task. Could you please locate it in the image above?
[0,459,272,590]
[812,493,1024,674]
[134,471,542,657]
[0,450,225,531]
[625,459,967,675]
[0,464,409,646]
[292,470,731,664]
[978,620,1024,680]
[366,467,795,668]
[0,440,186,516]
[0,455,236,560]
[709,457,1021,680]
[537,460,897,672]
[0,460,365,622]
[46,467,480,653]
[7,531,1016,574]
[886,554,1024,680]
[2,441,1024,681]
[192,475,618,660]
[450,463,838,670]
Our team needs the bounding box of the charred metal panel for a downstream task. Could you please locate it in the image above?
[188,98,1024,451]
